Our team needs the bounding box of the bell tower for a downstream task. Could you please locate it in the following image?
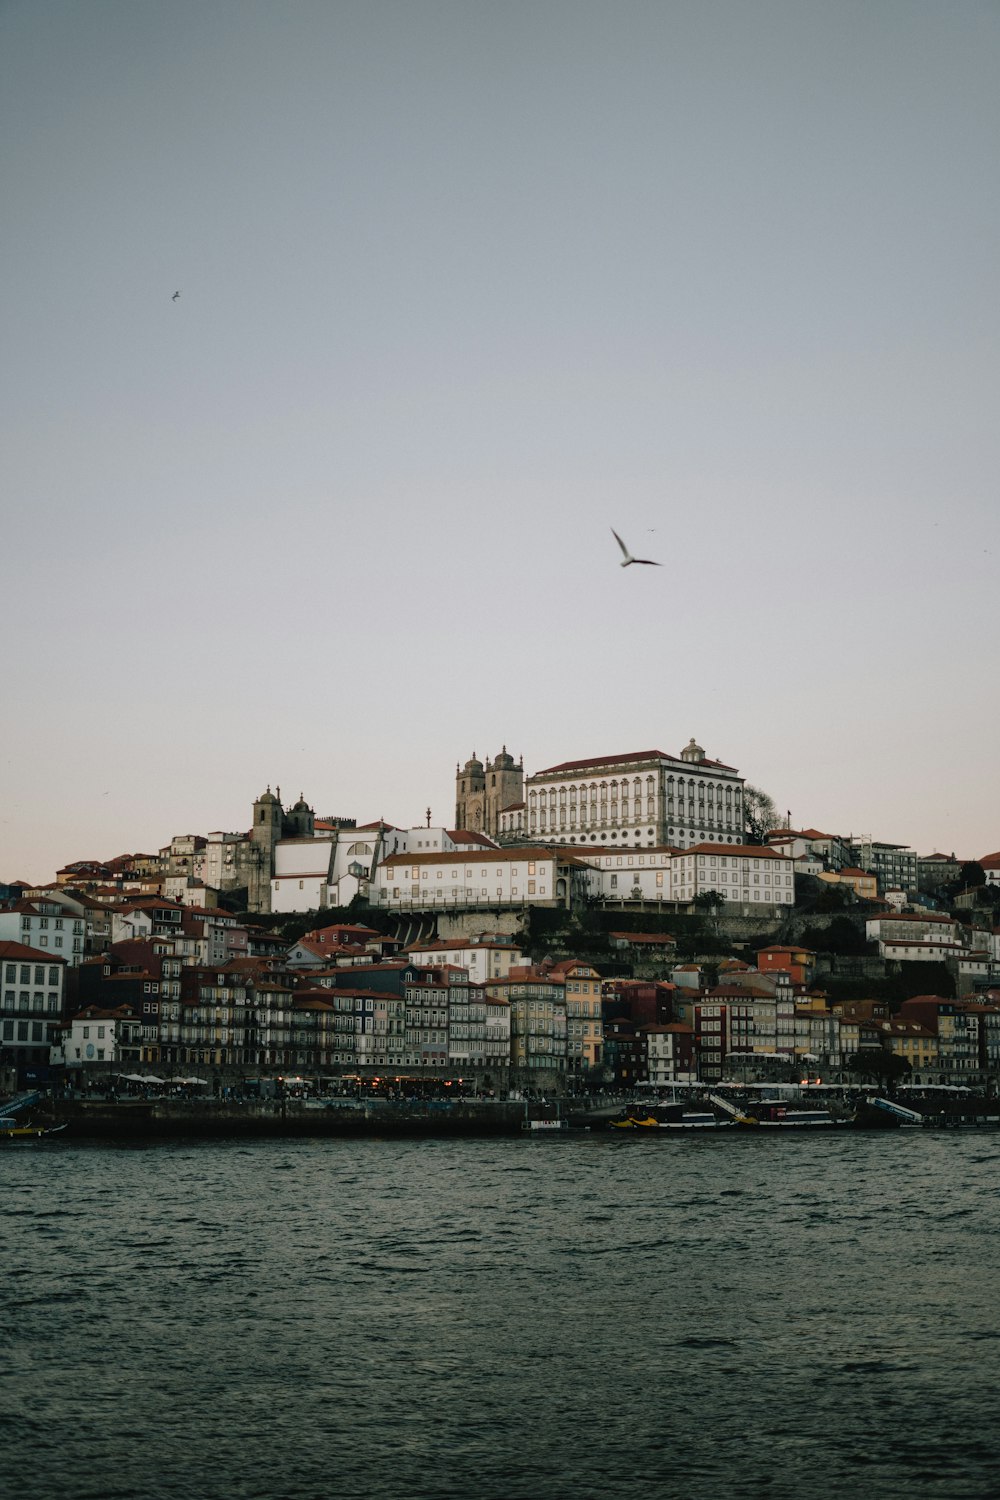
[455,753,486,831]
[249,786,284,912]
[486,746,523,838]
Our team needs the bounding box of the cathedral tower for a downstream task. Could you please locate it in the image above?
[455,747,523,838]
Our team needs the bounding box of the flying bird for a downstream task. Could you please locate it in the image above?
[171,290,180,301]
[611,528,661,568]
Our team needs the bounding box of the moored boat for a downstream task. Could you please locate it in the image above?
[0,1119,66,1141]
[737,1099,844,1129]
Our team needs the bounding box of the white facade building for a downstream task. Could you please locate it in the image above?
[269,823,504,912]
[0,942,66,1064]
[578,844,793,910]
[0,901,86,966]
[373,848,584,909]
[525,739,744,850]
[405,939,527,985]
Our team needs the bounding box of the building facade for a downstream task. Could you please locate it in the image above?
[524,739,745,850]
[454,749,524,839]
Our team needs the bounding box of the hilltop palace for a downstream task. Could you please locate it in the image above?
[140,739,749,915]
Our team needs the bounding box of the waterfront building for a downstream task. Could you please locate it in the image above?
[894,997,981,1078]
[544,960,603,1072]
[403,970,451,1069]
[879,1017,939,1077]
[793,999,846,1077]
[485,967,568,1078]
[524,739,744,850]
[54,1002,141,1070]
[674,978,795,1082]
[641,1021,697,1086]
[0,941,67,1070]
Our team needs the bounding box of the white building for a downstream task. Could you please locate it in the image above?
[52,1003,141,1070]
[575,846,678,902]
[269,822,503,913]
[0,900,86,966]
[0,942,67,1066]
[524,739,745,850]
[578,843,793,911]
[373,847,587,910]
[405,938,527,985]
[671,845,794,909]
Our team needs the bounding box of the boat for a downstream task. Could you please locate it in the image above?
[0,1119,66,1141]
[737,1099,845,1129]
[609,1103,730,1131]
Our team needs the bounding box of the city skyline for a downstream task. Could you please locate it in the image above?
[3,1,998,882]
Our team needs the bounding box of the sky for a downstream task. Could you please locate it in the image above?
[2,0,999,883]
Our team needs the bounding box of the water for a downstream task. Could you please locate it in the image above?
[4,1132,1000,1500]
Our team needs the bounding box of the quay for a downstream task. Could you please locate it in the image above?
[26,1090,1000,1141]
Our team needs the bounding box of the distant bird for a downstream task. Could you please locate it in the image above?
[171,290,180,301]
[611,528,661,568]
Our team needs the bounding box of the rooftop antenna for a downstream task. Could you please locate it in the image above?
[425,807,432,827]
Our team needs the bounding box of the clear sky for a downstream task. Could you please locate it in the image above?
[3,0,999,883]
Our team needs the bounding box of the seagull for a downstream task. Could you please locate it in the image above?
[171,290,180,301]
[611,528,661,567]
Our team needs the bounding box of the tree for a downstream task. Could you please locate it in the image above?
[847,1048,911,1089]
[959,860,986,889]
[693,888,725,935]
[743,784,781,844]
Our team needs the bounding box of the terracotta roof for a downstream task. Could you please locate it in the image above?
[381,846,565,868]
[686,842,789,860]
[534,748,738,776]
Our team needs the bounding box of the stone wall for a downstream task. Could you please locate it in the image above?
[437,909,526,941]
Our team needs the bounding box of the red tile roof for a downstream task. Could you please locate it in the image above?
[534,748,738,775]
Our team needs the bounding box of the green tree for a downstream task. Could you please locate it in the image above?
[744,785,781,844]
[959,860,986,888]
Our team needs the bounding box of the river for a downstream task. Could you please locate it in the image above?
[3,1131,999,1500]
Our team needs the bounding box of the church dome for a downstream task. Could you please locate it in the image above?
[493,746,515,769]
[681,738,705,763]
[257,787,279,804]
[464,753,484,774]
